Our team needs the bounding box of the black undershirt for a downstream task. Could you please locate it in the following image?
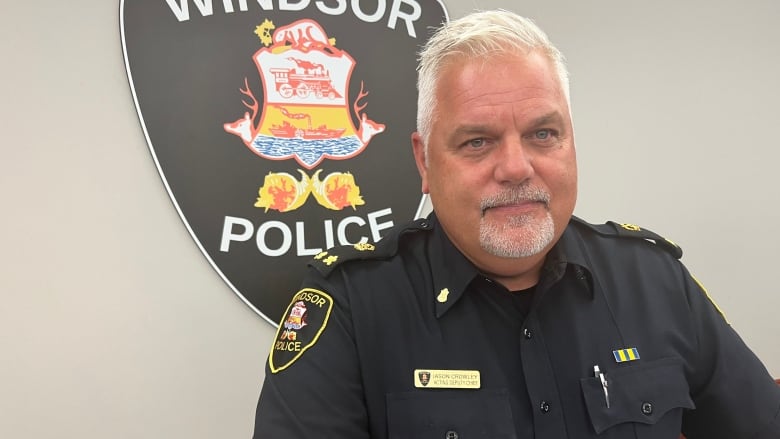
[474,275,536,323]
[509,286,535,319]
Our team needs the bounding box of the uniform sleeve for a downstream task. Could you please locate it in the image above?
[680,265,780,439]
[252,268,371,438]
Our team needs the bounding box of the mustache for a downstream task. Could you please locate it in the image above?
[480,186,551,212]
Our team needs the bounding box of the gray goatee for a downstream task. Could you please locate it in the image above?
[479,186,554,258]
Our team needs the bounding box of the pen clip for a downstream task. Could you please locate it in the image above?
[593,365,610,408]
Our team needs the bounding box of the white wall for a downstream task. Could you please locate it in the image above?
[1,0,777,437]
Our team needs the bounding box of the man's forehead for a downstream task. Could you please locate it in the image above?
[437,54,566,103]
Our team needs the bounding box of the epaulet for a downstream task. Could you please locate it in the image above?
[307,217,434,277]
[571,217,683,259]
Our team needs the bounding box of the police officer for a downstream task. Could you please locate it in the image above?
[253,10,780,438]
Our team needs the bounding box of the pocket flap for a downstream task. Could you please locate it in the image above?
[581,357,695,434]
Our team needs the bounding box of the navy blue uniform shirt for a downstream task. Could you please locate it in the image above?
[254,214,780,438]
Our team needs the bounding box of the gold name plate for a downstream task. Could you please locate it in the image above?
[414,369,481,389]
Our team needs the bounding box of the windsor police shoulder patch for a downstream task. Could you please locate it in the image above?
[269,288,334,373]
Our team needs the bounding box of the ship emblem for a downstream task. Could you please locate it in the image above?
[283,300,308,331]
[224,18,385,170]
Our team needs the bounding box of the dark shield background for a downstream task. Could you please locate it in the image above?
[121,0,448,324]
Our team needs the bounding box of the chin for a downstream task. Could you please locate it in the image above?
[479,214,555,258]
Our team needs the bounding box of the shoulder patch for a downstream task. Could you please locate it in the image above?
[268,288,334,373]
[572,217,683,259]
[308,217,433,277]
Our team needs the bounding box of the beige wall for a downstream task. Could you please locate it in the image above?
[1,0,777,437]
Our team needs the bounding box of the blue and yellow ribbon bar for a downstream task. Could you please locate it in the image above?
[613,348,640,363]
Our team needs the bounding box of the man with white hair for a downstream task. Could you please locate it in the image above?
[253,10,780,438]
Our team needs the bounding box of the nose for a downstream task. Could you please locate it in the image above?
[493,139,534,184]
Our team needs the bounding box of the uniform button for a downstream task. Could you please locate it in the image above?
[540,401,551,413]
[419,220,429,228]
[641,402,653,415]
[445,430,459,439]
[523,328,533,339]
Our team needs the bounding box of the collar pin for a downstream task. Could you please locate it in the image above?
[437,288,450,303]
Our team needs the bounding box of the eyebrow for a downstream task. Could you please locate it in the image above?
[527,111,565,128]
[450,124,492,138]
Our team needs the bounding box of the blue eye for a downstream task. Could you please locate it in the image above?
[535,130,552,140]
[468,138,486,148]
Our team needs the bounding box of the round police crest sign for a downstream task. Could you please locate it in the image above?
[120,0,448,324]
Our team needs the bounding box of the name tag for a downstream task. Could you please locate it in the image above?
[414,369,481,389]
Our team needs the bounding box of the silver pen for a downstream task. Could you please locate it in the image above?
[593,365,610,408]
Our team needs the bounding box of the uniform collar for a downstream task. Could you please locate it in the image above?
[544,219,590,271]
[428,215,594,318]
[539,218,594,297]
[427,214,481,318]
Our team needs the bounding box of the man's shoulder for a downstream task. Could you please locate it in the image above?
[569,216,683,259]
[307,217,434,277]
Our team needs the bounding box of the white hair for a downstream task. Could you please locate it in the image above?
[416,10,570,146]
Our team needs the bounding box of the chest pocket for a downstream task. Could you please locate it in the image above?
[386,389,516,439]
[580,357,695,438]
